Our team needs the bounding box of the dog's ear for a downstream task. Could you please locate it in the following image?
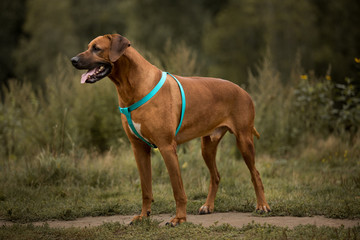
[109,34,131,62]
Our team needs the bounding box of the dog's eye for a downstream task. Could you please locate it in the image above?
[92,45,101,52]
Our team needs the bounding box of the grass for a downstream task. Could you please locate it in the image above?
[0,134,359,223]
[1,220,359,240]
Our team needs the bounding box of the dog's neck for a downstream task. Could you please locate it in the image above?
[108,47,162,107]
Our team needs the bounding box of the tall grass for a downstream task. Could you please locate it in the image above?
[0,56,126,161]
[248,53,295,154]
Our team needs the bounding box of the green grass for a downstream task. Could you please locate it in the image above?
[1,135,359,223]
[1,220,359,240]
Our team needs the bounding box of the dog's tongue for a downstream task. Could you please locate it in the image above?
[81,68,96,84]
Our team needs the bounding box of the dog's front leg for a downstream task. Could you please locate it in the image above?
[130,140,153,224]
[159,142,187,226]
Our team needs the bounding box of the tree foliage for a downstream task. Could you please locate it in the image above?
[0,0,359,87]
[13,0,78,86]
[0,0,25,92]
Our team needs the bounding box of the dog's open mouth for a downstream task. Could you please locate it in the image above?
[81,64,112,84]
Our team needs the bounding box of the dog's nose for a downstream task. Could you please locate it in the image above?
[71,56,79,66]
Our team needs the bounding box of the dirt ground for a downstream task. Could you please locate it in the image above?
[1,213,359,229]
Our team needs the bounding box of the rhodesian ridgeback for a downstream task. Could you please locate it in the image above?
[71,34,270,226]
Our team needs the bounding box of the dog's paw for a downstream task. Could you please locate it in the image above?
[129,211,151,225]
[255,203,271,214]
[129,215,143,225]
[198,204,214,215]
[165,217,186,227]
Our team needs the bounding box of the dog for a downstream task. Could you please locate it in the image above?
[71,33,270,226]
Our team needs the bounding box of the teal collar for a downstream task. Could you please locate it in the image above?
[119,72,186,148]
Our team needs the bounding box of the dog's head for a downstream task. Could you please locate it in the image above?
[71,34,131,84]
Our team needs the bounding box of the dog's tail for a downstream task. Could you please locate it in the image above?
[252,127,260,139]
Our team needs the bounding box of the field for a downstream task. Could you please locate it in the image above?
[1,133,360,239]
[1,134,360,221]
[1,55,360,239]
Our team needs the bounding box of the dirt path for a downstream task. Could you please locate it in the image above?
[1,213,359,229]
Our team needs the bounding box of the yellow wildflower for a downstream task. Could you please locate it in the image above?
[355,57,360,63]
[325,75,331,81]
[300,74,308,80]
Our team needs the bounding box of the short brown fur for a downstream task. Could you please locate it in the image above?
[71,34,270,226]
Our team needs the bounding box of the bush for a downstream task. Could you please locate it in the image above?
[0,56,126,160]
[293,76,360,138]
[293,76,334,135]
[248,53,360,155]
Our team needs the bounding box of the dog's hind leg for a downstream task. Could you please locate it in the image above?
[199,127,227,214]
[235,129,270,212]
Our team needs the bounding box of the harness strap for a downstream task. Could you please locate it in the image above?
[119,72,185,148]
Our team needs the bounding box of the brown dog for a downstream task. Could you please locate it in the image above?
[71,34,270,226]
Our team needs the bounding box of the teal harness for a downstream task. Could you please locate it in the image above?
[119,72,186,148]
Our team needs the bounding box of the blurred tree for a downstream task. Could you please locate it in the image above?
[0,0,25,96]
[8,0,360,90]
[263,0,316,79]
[202,0,266,83]
[203,0,316,85]
[13,0,131,87]
[312,0,360,81]
[71,0,128,47]
[125,0,212,54]
[203,0,229,17]
[14,0,78,86]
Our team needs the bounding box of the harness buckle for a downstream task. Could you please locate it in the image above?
[119,107,129,115]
